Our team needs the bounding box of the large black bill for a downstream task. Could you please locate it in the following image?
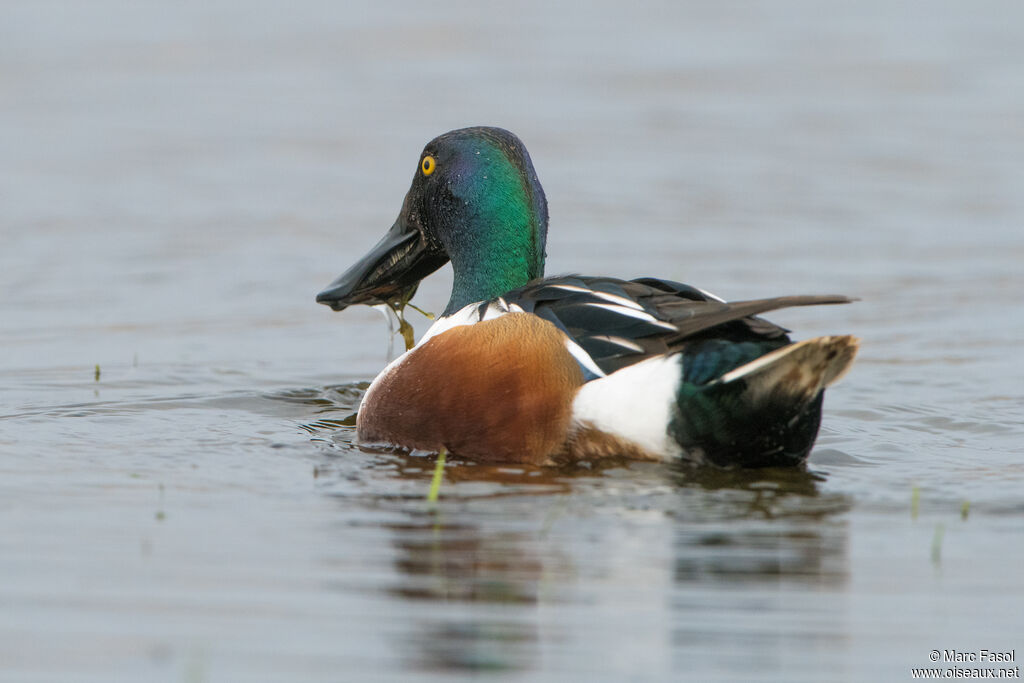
[316,219,447,312]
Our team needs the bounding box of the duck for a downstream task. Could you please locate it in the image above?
[316,126,858,467]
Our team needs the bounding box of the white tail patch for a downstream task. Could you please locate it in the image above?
[717,335,860,399]
[570,354,684,460]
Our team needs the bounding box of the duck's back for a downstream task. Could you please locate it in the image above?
[497,276,858,466]
[500,275,844,374]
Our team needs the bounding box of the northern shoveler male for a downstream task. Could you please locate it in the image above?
[317,126,858,467]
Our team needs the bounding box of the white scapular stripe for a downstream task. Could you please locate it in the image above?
[584,303,678,330]
[547,284,645,310]
[587,334,645,353]
[695,286,725,302]
[565,340,607,378]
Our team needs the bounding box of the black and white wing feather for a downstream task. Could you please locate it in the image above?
[494,275,852,375]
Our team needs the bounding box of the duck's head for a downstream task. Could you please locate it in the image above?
[316,127,548,316]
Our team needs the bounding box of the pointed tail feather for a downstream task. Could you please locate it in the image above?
[669,335,859,467]
[718,335,860,396]
[664,295,856,341]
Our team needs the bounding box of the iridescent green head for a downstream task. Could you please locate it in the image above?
[316,127,549,315]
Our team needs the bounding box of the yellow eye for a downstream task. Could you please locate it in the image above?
[421,155,436,176]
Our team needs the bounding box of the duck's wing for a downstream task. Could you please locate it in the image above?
[499,275,853,376]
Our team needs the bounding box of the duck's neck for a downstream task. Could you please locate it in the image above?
[443,168,548,315]
[446,237,542,314]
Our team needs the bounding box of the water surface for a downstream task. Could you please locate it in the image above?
[2,2,1023,681]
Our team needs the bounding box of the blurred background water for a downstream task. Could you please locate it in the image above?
[1,1,1022,681]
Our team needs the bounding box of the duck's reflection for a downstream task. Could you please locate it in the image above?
[387,520,543,604]
[666,465,851,673]
[328,455,851,676]
[667,465,850,582]
[380,517,545,672]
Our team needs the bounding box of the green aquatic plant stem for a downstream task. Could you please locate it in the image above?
[406,302,434,320]
[385,290,435,352]
[396,315,415,352]
[384,295,416,352]
[931,523,945,565]
[427,448,447,504]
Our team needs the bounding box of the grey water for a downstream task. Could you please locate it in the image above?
[2,2,1023,681]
